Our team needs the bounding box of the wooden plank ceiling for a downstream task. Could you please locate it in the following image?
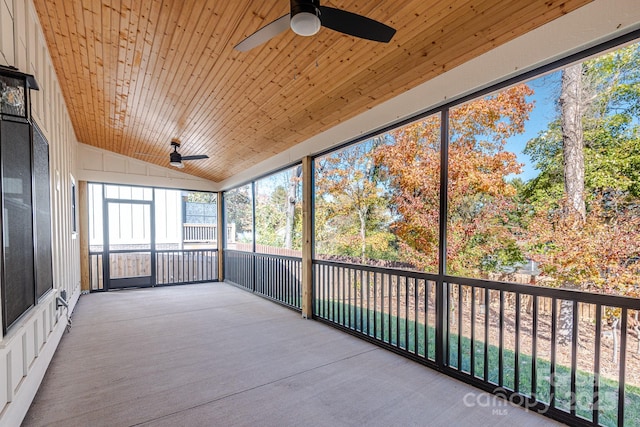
[34,0,591,183]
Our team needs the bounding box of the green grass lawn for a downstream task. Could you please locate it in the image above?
[316,299,640,426]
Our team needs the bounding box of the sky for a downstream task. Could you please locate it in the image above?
[504,70,562,182]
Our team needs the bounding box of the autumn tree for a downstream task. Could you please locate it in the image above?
[375,84,534,275]
[315,139,396,263]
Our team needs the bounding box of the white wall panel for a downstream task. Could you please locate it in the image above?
[0,1,80,425]
[0,0,14,65]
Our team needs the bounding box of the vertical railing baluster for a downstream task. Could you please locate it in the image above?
[424,280,428,358]
[283,258,288,304]
[414,277,418,354]
[593,303,601,425]
[374,272,378,339]
[324,264,328,319]
[348,267,352,329]
[550,298,558,409]
[359,268,364,332]
[532,295,538,400]
[514,292,521,393]
[339,266,344,326]
[319,264,324,318]
[484,288,489,381]
[471,286,476,377]
[387,274,391,344]
[368,271,372,337]
[314,264,319,316]
[334,264,338,322]
[446,282,451,367]
[458,284,463,371]
[350,268,354,328]
[181,249,185,283]
[381,273,386,343]
[188,251,192,282]
[618,308,628,427]
[499,290,504,386]
[396,275,400,348]
[284,258,287,303]
[570,300,578,417]
[326,265,330,318]
[343,267,348,327]
[171,252,175,284]
[404,277,409,350]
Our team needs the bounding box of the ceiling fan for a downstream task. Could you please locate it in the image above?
[234,0,396,52]
[169,140,208,168]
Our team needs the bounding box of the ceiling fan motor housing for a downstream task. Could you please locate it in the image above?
[290,0,321,36]
[170,150,182,163]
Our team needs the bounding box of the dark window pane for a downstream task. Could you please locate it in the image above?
[33,125,53,299]
[1,120,34,328]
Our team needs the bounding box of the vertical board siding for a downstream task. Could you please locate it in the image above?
[0,1,80,425]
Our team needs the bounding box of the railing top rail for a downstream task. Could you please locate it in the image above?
[254,252,302,261]
[448,275,640,309]
[90,248,219,255]
[224,249,302,261]
[313,259,439,281]
[98,249,151,254]
[155,248,219,254]
[223,249,254,255]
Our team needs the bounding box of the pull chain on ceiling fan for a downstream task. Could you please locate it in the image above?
[234,0,396,52]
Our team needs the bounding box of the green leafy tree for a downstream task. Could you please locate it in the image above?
[225,185,253,244]
[255,185,288,247]
[315,139,397,263]
[523,43,640,298]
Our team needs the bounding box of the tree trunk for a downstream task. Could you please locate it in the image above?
[358,209,367,263]
[612,317,619,365]
[284,165,301,249]
[560,63,586,221]
[556,64,586,346]
[557,299,574,346]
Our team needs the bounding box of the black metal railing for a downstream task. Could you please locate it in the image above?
[255,253,301,310]
[224,250,255,291]
[225,249,302,310]
[314,260,439,364]
[89,249,218,290]
[313,259,640,427]
[155,249,218,285]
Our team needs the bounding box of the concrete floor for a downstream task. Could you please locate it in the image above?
[24,283,560,426]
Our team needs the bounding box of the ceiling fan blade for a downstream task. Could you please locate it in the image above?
[319,6,395,43]
[181,155,209,161]
[234,14,290,52]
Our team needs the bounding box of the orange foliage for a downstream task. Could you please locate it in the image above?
[526,195,640,295]
[375,84,534,274]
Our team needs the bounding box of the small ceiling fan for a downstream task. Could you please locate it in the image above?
[169,140,208,168]
[234,0,396,52]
